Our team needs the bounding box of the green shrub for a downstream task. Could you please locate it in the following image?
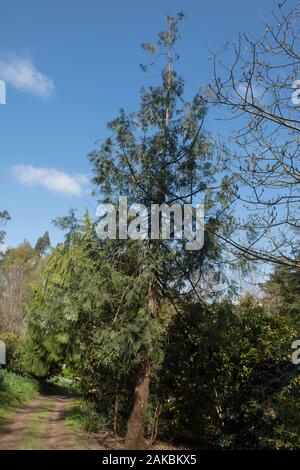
[66,398,108,433]
[157,300,300,449]
[0,369,39,424]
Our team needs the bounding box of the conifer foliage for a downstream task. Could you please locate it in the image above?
[88,14,234,448]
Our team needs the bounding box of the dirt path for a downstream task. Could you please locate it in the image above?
[0,393,190,451]
[0,394,74,450]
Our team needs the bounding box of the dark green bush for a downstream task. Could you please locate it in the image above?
[157,299,300,449]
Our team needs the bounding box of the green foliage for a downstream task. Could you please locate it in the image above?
[0,369,39,425]
[66,398,108,434]
[35,231,51,257]
[158,299,300,449]
[89,14,235,302]
[263,259,300,317]
[26,214,165,383]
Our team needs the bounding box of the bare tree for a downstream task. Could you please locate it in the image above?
[0,242,39,335]
[209,0,300,269]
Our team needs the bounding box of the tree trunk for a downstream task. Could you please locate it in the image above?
[125,269,157,449]
[124,359,151,449]
[113,388,120,435]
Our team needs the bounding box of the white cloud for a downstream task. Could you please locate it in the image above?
[237,82,264,103]
[0,53,54,98]
[12,165,89,196]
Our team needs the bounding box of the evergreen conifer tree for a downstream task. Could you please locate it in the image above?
[89,14,234,448]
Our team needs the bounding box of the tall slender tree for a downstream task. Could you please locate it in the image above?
[0,241,40,335]
[35,231,51,257]
[89,14,234,448]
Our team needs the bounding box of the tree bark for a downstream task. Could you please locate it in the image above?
[124,359,151,449]
[113,388,120,435]
[124,256,157,449]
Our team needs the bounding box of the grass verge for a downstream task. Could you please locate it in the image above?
[0,369,39,426]
[65,397,107,433]
[65,398,89,449]
[65,397,109,449]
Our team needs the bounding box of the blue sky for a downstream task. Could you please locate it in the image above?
[0,0,276,249]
